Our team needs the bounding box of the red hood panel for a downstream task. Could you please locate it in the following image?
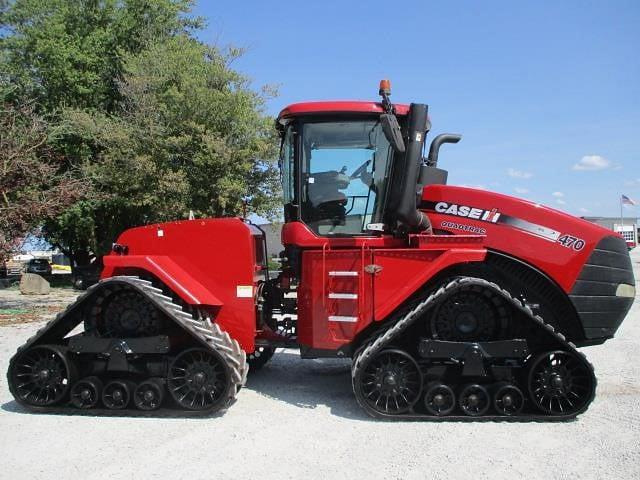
[421,185,619,292]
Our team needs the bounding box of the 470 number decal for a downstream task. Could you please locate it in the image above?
[557,234,585,251]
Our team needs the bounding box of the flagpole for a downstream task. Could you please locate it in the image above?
[620,195,624,231]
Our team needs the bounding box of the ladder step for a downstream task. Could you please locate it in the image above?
[328,271,358,277]
[328,293,358,300]
[328,316,358,323]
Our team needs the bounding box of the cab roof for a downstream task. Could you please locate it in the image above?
[277,101,410,124]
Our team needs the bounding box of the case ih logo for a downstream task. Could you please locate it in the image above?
[434,202,501,223]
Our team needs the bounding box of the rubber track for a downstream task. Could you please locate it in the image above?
[351,277,597,421]
[7,276,248,412]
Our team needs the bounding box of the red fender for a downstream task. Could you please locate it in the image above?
[102,255,222,306]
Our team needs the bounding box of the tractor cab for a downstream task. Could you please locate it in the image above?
[278,102,404,236]
[276,81,460,239]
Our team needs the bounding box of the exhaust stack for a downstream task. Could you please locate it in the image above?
[395,103,431,232]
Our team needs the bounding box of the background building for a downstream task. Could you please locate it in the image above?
[582,216,638,248]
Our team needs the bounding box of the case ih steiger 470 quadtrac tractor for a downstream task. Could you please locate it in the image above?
[8,81,635,420]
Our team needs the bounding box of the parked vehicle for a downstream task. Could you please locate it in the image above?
[24,258,52,276]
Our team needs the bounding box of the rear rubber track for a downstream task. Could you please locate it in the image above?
[351,276,597,421]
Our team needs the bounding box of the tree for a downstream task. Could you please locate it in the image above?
[0,98,83,261]
[44,35,279,262]
[1,0,201,112]
[1,1,279,267]
[115,35,280,218]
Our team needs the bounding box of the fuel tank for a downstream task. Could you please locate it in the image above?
[421,185,635,340]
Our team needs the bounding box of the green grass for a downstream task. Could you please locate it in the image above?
[0,308,28,314]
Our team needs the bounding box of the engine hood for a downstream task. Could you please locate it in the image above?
[420,184,621,293]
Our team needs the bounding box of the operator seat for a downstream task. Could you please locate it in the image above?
[306,171,350,222]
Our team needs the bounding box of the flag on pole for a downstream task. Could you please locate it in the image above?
[621,194,636,206]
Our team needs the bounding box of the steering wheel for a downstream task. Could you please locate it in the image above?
[350,160,371,180]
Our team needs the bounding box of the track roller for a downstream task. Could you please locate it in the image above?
[134,378,165,411]
[102,380,134,410]
[70,376,103,409]
[423,382,456,416]
[458,384,490,416]
[8,345,76,407]
[492,383,524,416]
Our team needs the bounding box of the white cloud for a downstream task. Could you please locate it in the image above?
[552,191,564,198]
[572,155,611,171]
[624,178,640,187]
[579,207,590,213]
[514,187,529,194]
[556,198,566,205]
[507,168,533,179]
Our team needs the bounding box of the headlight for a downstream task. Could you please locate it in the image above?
[616,284,636,298]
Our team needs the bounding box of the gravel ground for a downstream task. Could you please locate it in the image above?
[0,251,638,480]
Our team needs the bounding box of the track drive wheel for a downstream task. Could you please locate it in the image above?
[88,287,165,338]
[458,384,490,416]
[167,348,232,412]
[355,349,423,415]
[8,345,76,407]
[134,379,165,411]
[527,350,595,416]
[70,376,103,409]
[431,288,508,341]
[247,346,276,371]
[423,382,456,416]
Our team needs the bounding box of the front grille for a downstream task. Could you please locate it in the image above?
[569,236,635,339]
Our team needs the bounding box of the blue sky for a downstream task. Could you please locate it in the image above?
[193,0,639,218]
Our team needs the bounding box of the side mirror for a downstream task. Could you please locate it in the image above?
[380,114,405,153]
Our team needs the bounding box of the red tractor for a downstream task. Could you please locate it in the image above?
[8,81,635,419]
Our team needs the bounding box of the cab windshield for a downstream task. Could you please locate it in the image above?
[295,119,393,235]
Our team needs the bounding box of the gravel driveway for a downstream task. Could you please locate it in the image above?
[1,251,638,480]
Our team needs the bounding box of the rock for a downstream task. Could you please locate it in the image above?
[20,273,51,295]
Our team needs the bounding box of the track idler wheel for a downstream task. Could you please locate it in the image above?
[70,376,103,409]
[355,349,423,415]
[423,382,456,416]
[8,345,76,407]
[102,380,134,410]
[134,378,165,411]
[493,383,524,416]
[527,350,595,416]
[167,348,232,411]
[458,384,490,416]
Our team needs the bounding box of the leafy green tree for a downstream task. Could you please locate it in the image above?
[1,1,280,268]
[1,0,201,111]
